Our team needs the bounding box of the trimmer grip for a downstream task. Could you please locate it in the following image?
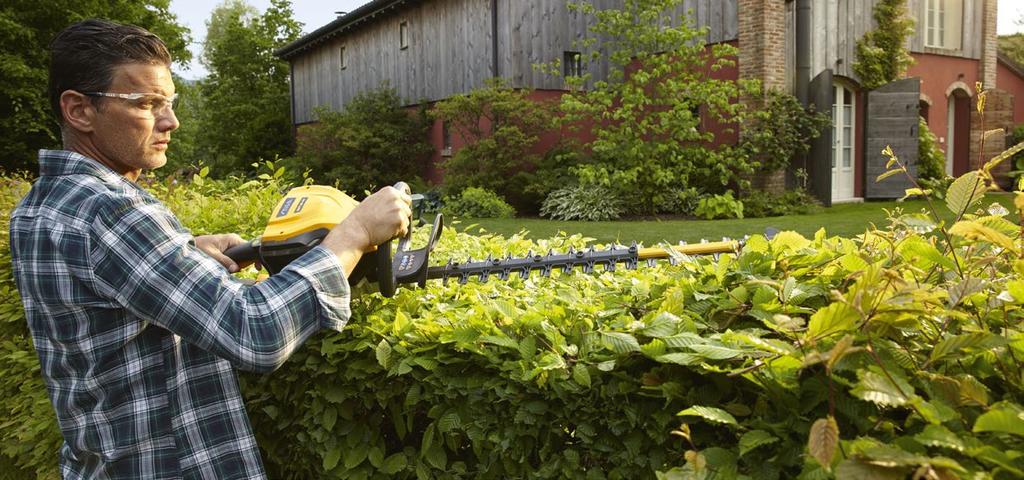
[224,240,259,264]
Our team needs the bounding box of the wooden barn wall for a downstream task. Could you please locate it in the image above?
[291,0,739,123]
[807,0,983,87]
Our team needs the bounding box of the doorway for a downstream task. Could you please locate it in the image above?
[946,89,970,176]
[831,83,856,202]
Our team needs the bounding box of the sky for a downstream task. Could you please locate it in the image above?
[170,0,1024,80]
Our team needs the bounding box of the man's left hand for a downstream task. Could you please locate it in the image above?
[195,234,247,273]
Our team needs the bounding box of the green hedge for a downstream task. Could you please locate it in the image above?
[3,171,1024,479]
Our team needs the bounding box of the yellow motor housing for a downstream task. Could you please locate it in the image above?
[261,185,359,243]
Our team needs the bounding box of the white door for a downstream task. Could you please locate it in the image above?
[831,85,856,202]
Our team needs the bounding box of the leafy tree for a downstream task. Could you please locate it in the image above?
[0,0,191,173]
[430,78,557,211]
[541,0,760,215]
[295,85,433,193]
[852,0,915,90]
[194,0,300,175]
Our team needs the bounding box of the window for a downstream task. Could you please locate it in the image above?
[399,21,409,49]
[563,51,582,78]
[441,121,452,157]
[339,46,347,70]
[925,0,962,50]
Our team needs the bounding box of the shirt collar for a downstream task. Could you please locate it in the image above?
[37,149,131,186]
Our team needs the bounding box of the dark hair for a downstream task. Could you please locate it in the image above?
[48,19,172,123]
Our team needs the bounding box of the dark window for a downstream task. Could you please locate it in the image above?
[563,51,582,77]
[399,21,409,49]
[340,46,347,70]
[442,121,452,156]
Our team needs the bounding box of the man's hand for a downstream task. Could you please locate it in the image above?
[321,186,413,276]
[195,234,248,273]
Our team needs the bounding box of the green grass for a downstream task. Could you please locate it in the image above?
[452,193,1017,245]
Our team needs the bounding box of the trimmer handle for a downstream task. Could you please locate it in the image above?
[224,239,260,264]
[376,182,413,298]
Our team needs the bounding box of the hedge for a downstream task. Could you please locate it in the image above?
[2,169,1024,479]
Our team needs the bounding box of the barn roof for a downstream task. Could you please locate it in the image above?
[275,0,410,60]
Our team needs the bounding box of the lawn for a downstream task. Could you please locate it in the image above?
[453,193,1017,245]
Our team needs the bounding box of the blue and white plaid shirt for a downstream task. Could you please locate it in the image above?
[10,150,352,479]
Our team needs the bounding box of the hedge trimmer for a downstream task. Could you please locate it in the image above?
[225,183,743,297]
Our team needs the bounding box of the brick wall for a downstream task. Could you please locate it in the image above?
[737,0,786,91]
[738,0,787,193]
[969,89,1013,189]
[979,0,998,89]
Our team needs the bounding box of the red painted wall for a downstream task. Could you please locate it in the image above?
[997,61,1024,126]
[419,41,741,185]
[906,53,980,158]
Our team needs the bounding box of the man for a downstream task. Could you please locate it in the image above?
[9,19,411,479]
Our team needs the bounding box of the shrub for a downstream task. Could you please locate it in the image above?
[540,183,624,221]
[694,191,744,220]
[741,189,822,218]
[917,116,945,181]
[295,86,433,193]
[431,79,556,212]
[742,90,831,174]
[4,145,1024,478]
[442,187,516,219]
[1009,124,1024,183]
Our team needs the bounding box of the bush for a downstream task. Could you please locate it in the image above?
[1009,124,1024,184]
[918,116,945,181]
[540,183,624,221]
[742,90,831,174]
[741,189,822,218]
[431,79,556,212]
[694,191,744,220]
[442,187,516,218]
[4,154,1024,478]
[295,86,433,193]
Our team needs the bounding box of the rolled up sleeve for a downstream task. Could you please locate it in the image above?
[88,194,352,373]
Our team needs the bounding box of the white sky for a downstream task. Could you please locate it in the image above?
[170,0,1024,80]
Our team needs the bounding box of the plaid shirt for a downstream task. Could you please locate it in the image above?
[10,150,352,479]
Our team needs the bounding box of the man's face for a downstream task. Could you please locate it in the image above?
[90,63,179,176]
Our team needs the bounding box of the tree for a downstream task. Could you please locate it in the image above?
[295,85,433,193]
[194,0,300,175]
[852,0,915,90]
[0,0,191,173]
[542,0,760,215]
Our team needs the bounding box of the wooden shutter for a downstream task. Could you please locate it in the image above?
[865,78,920,199]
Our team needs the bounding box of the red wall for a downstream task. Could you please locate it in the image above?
[906,53,980,156]
[997,61,1024,126]
[420,41,741,185]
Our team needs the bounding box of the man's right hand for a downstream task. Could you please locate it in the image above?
[320,186,413,276]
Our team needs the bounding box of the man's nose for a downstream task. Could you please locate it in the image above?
[157,108,180,132]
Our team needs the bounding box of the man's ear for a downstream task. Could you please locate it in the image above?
[60,90,95,133]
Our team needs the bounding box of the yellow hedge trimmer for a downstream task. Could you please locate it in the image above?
[225,183,743,297]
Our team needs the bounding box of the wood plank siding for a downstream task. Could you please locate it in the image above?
[809,0,984,85]
[284,0,985,125]
[286,0,738,124]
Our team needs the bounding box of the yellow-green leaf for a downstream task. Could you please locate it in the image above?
[973,402,1024,437]
[949,220,1016,251]
[945,171,985,216]
[807,302,860,339]
[677,405,738,427]
[876,169,903,182]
